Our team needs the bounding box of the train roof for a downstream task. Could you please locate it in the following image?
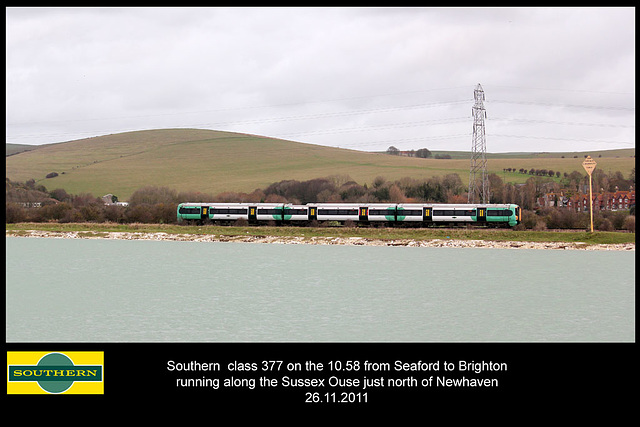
[179,202,519,208]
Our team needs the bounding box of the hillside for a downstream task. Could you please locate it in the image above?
[5,128,636,201]
[6,143,41,156]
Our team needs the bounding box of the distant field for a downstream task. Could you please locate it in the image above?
[429,148,635,160]
[6,143,40,156]
[6,128,635,200]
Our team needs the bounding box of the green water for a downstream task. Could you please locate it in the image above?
[6,237,635,342]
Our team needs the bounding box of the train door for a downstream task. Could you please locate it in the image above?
[359,207,368,221]
[309,206,317,221]
[249,206,257,222]
[476,207,487,223]
[423,207,433,224]
[201,206,209,221]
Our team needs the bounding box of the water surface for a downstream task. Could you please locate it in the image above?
[6,237,635,342]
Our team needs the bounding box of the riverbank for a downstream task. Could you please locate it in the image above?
[6,228,635,251]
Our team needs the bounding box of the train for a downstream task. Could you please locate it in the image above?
[177,202,522,227]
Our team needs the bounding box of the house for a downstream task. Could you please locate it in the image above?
[558,190,635,212]
[101,194,129,207]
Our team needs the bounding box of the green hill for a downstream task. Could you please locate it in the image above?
[5,128,635,201]
[6,143,41,156]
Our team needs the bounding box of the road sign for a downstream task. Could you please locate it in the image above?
[582,156,597,233]
[582,156,597,175]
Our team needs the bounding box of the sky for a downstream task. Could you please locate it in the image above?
[5,7,636,153]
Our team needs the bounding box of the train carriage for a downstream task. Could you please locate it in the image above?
[430,204,477,224]
[394,204,428,223]
[485,204,520,227]
[253,203,286,221]
[253,204,310,222]
[363,203,399,223]
[177,203,208,222]
[307,203,360,222]
[178,202,522,227]
[279,204,309,222]
[206,203,250,222]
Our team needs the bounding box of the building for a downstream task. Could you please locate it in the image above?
[101,194,129,207]
[540,190,635,212]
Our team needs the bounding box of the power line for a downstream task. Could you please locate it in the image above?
[487,84,635,96]
[6,84,636,150]
[487,99,635,111]
[491,117,634,128]
[490,134,635,146]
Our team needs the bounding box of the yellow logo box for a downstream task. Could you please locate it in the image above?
[7,351,104,395]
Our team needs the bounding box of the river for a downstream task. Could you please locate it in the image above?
[5,236,635,342]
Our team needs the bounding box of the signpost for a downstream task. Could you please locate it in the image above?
[582,156,597,233]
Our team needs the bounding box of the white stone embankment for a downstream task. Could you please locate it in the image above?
[5,229,635,251]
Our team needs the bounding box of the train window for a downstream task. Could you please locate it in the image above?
[319,209,358,215]
[285,209,307,215]
[179,207,200,214]
[211,208,247,215]
[369,209,393,216]
[433,210,456,216]
[486,209,513,216]
[260,208,307,216]
[258,209,280,215]
[399,210,422,216]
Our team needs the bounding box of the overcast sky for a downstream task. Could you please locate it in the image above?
[6,7,636,153]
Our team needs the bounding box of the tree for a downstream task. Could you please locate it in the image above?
[388,184,406,202]
[623,216,635,232]
[129,186,178,206]
[386,146,400,155]
[415,148,432,158]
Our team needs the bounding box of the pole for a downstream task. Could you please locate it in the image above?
[589,173,594,233]
[582,156,597,233]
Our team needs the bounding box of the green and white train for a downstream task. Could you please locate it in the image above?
[177,202,522,227]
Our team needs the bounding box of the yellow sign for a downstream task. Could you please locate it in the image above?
[7,351,104,395]
[582,156,597,232]
[582,156,597,175]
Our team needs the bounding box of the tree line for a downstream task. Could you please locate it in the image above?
[5,170,635,231]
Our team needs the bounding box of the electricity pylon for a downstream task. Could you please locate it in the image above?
[468,83,489,203]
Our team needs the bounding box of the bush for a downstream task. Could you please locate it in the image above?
[623,215,635,232]
[129,186,178,206]
[153,203,178,224]
[124,205,154,223]
[50,188,71,202]
[598,218,614,231]
[520,210,539,229]
[544,208,582,229]
[37,202,73,222]
[60,208,84,223]
[234,218,248,226]
[103,205,126,223]
[5,203,27,223]
[533,220,548,231]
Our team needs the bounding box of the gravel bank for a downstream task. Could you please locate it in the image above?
[6,229,635,251]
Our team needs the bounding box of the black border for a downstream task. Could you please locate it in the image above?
[4,341,635,412]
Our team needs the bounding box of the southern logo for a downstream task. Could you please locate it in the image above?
[7,351,104,394]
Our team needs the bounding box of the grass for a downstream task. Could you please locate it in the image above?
[6,128,635,200]
[6,222,635,246]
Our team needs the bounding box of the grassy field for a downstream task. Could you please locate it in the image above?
[6,222,635,246]
[6,128,635,200]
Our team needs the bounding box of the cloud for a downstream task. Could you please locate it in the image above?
[5,7,635,153]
